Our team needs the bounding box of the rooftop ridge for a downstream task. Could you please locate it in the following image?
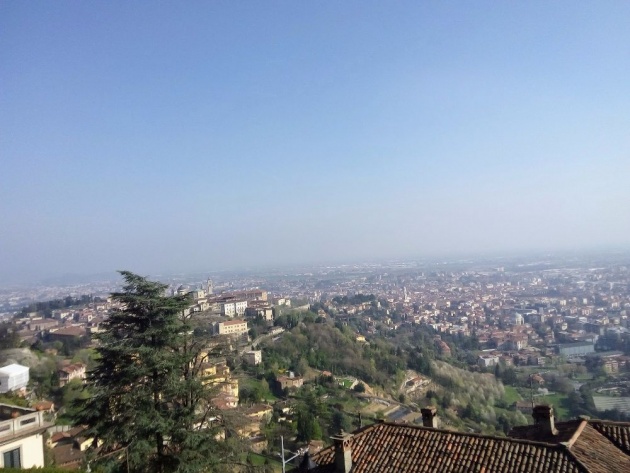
[588,419,630,427]
[563,420,588,448]
[308,421,599,473]
[379,421,574,448]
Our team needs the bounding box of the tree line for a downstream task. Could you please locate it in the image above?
[18,294,103,318]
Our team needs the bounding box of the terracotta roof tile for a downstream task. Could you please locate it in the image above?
[589,420,630,456]
[569,424,630,473]
[304,423,591,473]
[52,443,84,469]
[51,326,86,337]
[304,415,630,473]
[509,419,582,444]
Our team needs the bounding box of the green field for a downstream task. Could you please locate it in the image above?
[340,378,355,389]
[573,374,594,381]
[503,386,522,404]
[535,393,570,420]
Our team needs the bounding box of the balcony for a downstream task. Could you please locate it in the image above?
[0,409,50,441]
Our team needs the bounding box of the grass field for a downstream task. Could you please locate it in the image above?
[503,386,522,404]
[573,374,594,381]
[340,378,355,389]
[535,393,570,420]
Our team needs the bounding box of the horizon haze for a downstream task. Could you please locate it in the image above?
[2,2,630,285]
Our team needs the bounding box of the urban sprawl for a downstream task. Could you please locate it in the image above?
[1,255,630,470]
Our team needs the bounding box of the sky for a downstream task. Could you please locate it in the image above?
[1,2,629,283]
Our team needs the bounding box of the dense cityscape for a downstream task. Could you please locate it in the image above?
[3,2,630,472]
[2,252,630,470]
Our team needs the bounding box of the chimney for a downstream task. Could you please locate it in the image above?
[532,405,558,436]
[421,407,438,428]
[331,431,353,473]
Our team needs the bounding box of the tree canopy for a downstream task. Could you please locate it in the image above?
[73,271,234,473]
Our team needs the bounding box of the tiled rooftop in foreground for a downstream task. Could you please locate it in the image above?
[300,406,630,473]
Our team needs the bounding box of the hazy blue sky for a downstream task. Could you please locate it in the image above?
[1,2,629,283]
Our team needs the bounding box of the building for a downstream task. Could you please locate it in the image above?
[220,300,248,317]
[190,300,210,312]
[245,305,274,321]
[0,404,52,468]
[0,364,29,394]
[48,326,87,341]
[243,404,273,422]
[477,354,500,368]
[276,375,304,390]
[243,350,262,365]
[199,361,240,407]
[505,335,528,351]
[273,297,291,307]
[300,406,630,472]
[50,425,93,469]
[189,288,206,300]
[227,290,268,302]
[52,309,73,321]
[557,342,595,358]
[584,322,607,336]
[212,392,239,410]
[216,319,249,339]
[233,404,273,451]
[219,379,239,398]
[27,318,59,331]
[513,400,534,415]
[58,363,87,387]
[200,361,231,385]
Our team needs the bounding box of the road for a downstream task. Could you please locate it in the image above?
[239,328,285,355]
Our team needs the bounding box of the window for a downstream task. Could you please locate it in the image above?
[3,448,21,468]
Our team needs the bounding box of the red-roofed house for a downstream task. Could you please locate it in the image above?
[299,406,630,473]
[58,364,86,387]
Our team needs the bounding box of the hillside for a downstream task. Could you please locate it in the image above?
[260,317,528,435]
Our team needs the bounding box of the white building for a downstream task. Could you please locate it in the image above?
[512,313,524,326]
[273,297,291,307]
[0,364,29,394]
[221,300,248,317]
[216,320,249,339]
[477,355,500,368]
[0,404,51,468]
[243,350,262,365]
[190,289,206,300]
[245,306,274,321]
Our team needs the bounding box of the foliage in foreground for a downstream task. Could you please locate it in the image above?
[1,469,84,473]
[73,271,238,473]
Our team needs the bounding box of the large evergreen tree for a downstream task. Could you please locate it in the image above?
[74,271,234,473]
